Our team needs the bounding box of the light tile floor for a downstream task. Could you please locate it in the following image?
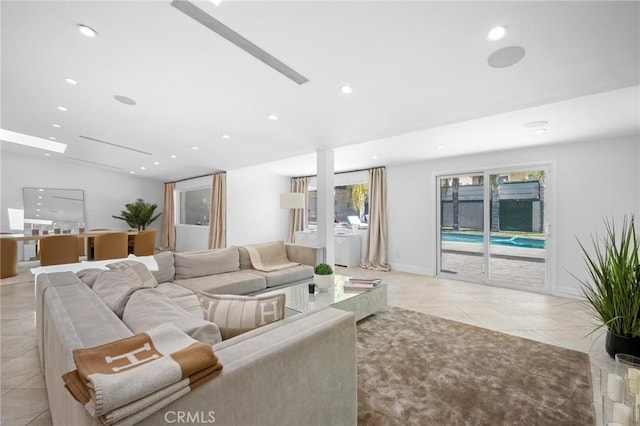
[0,264,612,425]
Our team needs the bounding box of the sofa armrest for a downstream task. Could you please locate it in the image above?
[285,243,324,267]
[138,307,357,426]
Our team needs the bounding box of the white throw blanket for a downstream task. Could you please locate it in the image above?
[243,241,299,272]
[63,323,223,426]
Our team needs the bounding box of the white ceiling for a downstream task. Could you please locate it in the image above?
[1,1,639,181]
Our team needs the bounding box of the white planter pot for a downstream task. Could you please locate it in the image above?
[314,273,334,292]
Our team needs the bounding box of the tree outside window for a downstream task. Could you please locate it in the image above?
[307,183,368,228]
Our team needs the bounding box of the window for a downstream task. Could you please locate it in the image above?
[307,176,368,229]
[179,188,211,225]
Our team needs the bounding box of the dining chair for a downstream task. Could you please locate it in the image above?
[87,228,111,259]
[1,237,18,278]
[39,235,80,266]
[132,229,157,256]
[93,232,129,261]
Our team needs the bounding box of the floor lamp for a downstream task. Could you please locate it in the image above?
[280,192,305,242]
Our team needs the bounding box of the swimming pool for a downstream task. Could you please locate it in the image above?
[441,232,545,249]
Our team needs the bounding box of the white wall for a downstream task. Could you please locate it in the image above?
[386,136,639,297]
[226,166,290,246]
[1,150,163,258]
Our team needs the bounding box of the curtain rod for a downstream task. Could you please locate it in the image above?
[166,171,226,184]
[293,166,384,180]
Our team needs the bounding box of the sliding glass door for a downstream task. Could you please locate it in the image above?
[438,167,548,289]
[439,174,485,279]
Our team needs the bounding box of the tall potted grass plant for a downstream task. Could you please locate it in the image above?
[576,215,640,358]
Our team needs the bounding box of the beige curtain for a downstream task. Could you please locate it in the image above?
[362,167,390,271]
[288,177,309,243]
[160,182,176,251]
[208,172,226,249]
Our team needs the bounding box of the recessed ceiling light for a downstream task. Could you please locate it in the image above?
[154,161,160,166]
[341,85,353,94]
[38,188,44,192]
[437,145,446,149]
[170,154,177,159]
[191,146,199,150]
[57,106,68,112]
[36,209,41,212]
[268,114,278,121]
[140,166,146,170]
[77,24,98,38]
[523,120,549,128]
[64,77,77,85]
[37,196,43,199]
[130,171,135,174]
[211,0,223,5]
[36,214,40,217]
[52,123,61,128]
[487,25,508,41]
[37,203,41,206]
[533,128,547,134]
[48,136,57,141]
[44,153,51,157]
[372,155,378,159]
[221,133,230,139]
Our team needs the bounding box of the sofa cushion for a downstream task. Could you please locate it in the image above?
[173,271,266,295]
[154,282,202,316]
[237,246,252,270]
[106,260,158,288]
[75,268,105,288]
[92,270,142,318]
[198,292,286,340]
[250,264,314,288]
[173,247,239,280]
[151,251,175,283]
[123,288,222,345]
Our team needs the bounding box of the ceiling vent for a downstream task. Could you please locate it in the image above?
[171,0,309,85]
[65,156,121,170]
[78,135,152,155]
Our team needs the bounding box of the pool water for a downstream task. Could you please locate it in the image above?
[441,232,545,249]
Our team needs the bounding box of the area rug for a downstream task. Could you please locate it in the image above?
[356,306,595,426]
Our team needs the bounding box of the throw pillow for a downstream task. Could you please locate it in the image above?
[106,260,158,288]
[151,251,175,283]
[123,289,222,345]
[198,292,286,340]
[75,268,105,288]
[92,270,142,318]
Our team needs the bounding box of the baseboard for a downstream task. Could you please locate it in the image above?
[551,286,582,299]
[389,262,435,276]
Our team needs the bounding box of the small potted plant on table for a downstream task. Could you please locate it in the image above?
[314,263,335,292]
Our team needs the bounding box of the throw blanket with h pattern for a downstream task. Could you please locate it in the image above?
[62,323,223,426]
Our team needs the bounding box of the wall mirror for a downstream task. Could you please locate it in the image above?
[23,187,85,234]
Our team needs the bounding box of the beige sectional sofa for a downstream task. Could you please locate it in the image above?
[35,242,358,425]
[157,242,322,296]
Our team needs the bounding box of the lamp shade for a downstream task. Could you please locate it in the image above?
[280,192,305,209]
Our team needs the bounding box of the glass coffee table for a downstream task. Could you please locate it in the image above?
[263,275,387,321]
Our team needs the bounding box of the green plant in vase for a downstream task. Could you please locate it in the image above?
[112,198,162,231]
[314,263,335,292]
[576,215,640,358]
